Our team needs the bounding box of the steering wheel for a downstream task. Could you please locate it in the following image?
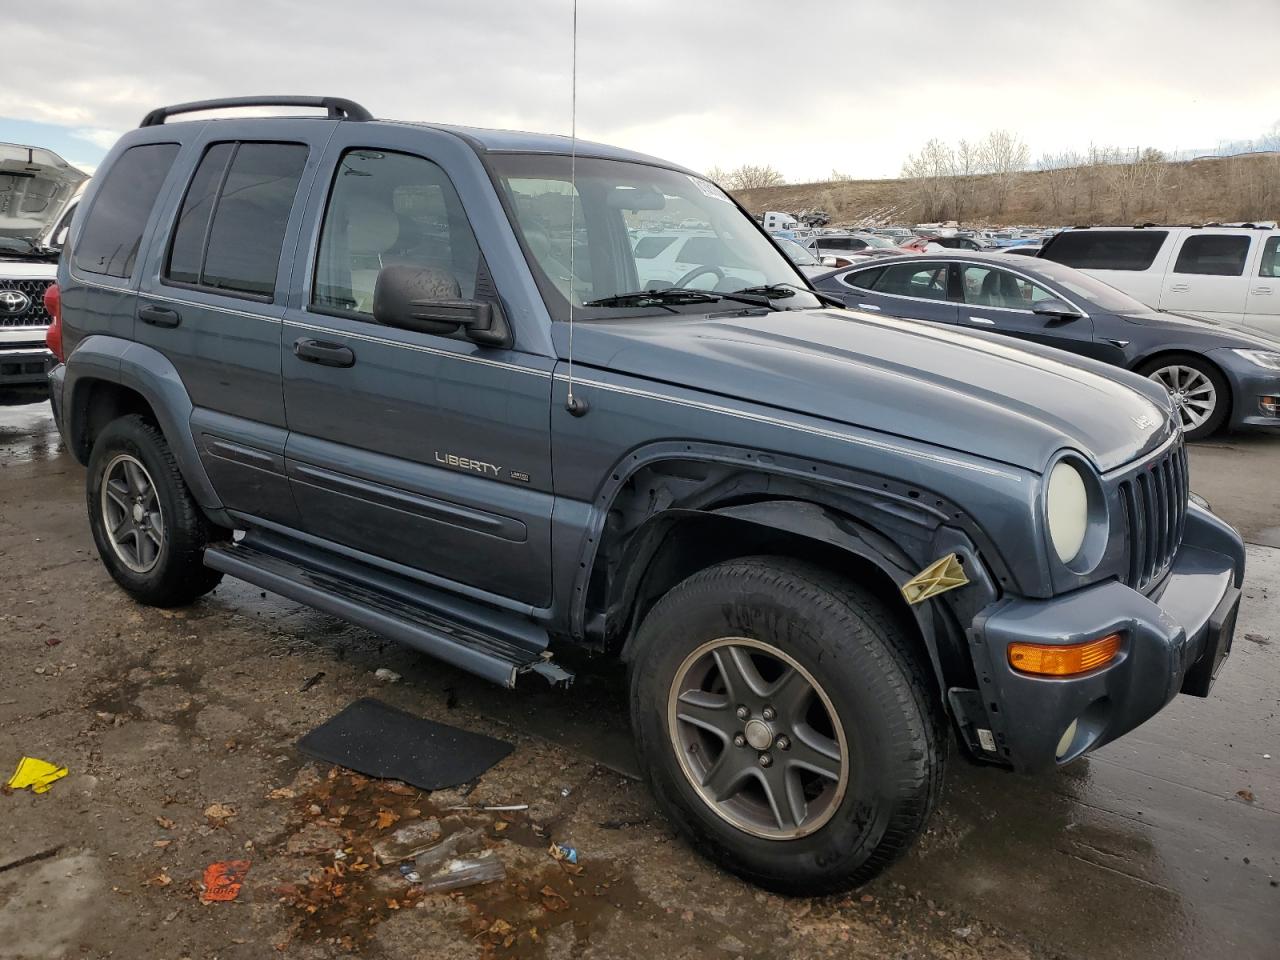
[674,264,726,290]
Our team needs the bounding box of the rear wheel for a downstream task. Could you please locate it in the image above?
[1139,354,1229,440]
[86,415,223,606]
[628,556,944,894]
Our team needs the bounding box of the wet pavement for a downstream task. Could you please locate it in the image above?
[1,399,1277,959]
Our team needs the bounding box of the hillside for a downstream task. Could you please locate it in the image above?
[733,152,1280,227]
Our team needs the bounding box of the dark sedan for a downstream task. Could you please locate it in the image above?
[814,252,1280,439]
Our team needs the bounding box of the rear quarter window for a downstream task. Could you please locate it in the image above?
[1041,230,1168,271]
[841,267,883,290]
[74,142,180,278]
[1172,234,1251,276]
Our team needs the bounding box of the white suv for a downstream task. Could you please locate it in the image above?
[1040,225,1280,338]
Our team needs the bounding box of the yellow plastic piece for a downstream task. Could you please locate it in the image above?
[900,553,969,605]
[6,756,68,794]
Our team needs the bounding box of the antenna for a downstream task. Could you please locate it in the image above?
[564,0,588,417]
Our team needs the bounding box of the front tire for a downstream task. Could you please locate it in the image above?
[1138,353,1229,440]
[628,556,943,895]
[86,414,223,607]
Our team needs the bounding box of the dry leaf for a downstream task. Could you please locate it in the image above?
[145,870,172,887]
[267,787,295,800]
[204,802,236,824]
[1237,788,1256,802]
[494,822,509,833]
[489,919,514,936]
[374,810,400,830]
[155,816,176,830]
[387,898,400,910]
[153,840,172,849]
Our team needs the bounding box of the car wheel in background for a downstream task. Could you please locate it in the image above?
[86,414,224,606]
[628,556,944,895]
[1138,353,1230,440]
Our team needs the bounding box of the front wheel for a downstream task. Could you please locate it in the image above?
[1139,354,1229,440]
[628,557,944,894]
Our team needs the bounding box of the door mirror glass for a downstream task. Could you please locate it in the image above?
[1032,297,1083,319]
[821,255,838,267]
[373,264,511,347]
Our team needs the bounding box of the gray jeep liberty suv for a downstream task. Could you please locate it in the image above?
[47,96,1246,894]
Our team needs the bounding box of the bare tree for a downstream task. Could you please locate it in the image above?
[977,130,1029,212]
[704,165,732,185]
[946,139,979,221]
[900,138,954,220]
[1036,151,1082,219]
[717,164,787,190]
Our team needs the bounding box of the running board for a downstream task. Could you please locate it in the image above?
[203,537,572,689]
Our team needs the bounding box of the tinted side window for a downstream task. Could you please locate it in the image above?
[841,267,883,290]
[1173,234,1250,276]
[167,143,234,285]
[1260,236,1280,278]
[873,263,949,300]
[74,143,179,278]
[313,149,482,315]
[961,266,1055,309]
[1041,230,1167,271]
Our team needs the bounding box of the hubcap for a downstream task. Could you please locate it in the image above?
[1150,364,1216,432]
[100,454,165,574]
[667,637,849,840]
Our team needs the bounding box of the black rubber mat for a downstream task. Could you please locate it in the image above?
[298,697,513,790]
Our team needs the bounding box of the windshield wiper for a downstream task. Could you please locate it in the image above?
[735,282,846,309]
[585,288,722,309]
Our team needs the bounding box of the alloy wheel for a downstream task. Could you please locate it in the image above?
[100,453,165,573]
[1150,364,1217,432]
[667,637,849,840]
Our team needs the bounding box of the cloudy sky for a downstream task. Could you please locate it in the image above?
[3,0,1278,181]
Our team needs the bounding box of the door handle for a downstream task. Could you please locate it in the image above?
[856,303,881,311]
[293,337,355,368]
[138,304,180,328]
[1169,282,1190,293]
[967,315,996,326]
[1253,286,1272,295]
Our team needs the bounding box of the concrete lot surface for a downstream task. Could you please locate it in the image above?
[1,401,1277,959]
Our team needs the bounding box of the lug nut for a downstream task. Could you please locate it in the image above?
[735,705,749,720]
[733,733,746,748]
[762,706,776,721]
[776,735,791,751]
[758,753,773,768]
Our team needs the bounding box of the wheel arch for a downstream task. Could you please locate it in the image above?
[1130,348,1234,421]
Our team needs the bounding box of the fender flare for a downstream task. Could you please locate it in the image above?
[64,335,225,514]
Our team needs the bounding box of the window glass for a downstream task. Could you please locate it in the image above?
[873,263,949,300]
[960,266,1054,308]
[1260,236,1280,278]
[166,142,234,285]
[1040,230,1167,271]
[313,149,481,315]
[633,235,677,259]
[199,143,307,296]
[74,143,179,278]
[678,236,749,268]
[841,267,883,290]
[1173,234,1250,277]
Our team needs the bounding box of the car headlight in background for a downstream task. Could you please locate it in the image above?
[1046,461,1089,563]
[1231,348,1280,371]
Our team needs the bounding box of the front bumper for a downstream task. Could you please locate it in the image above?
[0,345,53,390]
[969,502,1244,772]
[1215,348,1280,431]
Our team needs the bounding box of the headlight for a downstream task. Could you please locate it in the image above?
[1232,348,1280,371]
[1046,461,1089,563]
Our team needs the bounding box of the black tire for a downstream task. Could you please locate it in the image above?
[628,556,944,895]
[86,414,224,606]
[1137,353,1230,441]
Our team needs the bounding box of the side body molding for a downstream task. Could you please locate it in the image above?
[63,335,228,522]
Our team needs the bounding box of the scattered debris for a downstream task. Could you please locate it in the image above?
[374,668,401,683]
[144,869,173,888]
[155,816,176,830]
[44,638,61,647]
[414,827,485,873]
[372,818,442,864]
[1243,633,1271,646]
[559,786,572,798]
[203,802,237,826]
[0,845,63,875]
[374,809,400,831]
[418,851,505,893]
[200,860,250,903]
[299,671,325,692]
[5,756,68,794]
[266,787,296,801]
[445,803,528,812]
[397,863,421,882]
[1237,789,1256,802]
[549,842,578,865]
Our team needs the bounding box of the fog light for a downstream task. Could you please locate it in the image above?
[1008,633,1123,676]
[1260,395,1279,418]
[1056,719,1079,759]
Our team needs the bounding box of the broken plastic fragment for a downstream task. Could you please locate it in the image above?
[549,842,578,865]
[417,851,505,892]
[900,553,969,605]
[200,860,251,903]
[5,756,68,794]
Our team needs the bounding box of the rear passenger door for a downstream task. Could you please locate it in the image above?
[1243,235,1280,338]
[279,130,554,608]
[135,122,327,527]
[845,260,958,324]
[1158,232,1252,326]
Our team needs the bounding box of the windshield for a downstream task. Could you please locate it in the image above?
[492,154,821,320]
[859,234,897,248]
[1029,258,1154,313]
[774,237,820,265]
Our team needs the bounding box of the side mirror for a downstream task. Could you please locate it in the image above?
[821,255,838,267]
[373,264,511,348]
[1032,298,1082,320]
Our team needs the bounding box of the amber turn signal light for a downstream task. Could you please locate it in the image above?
[1008,633,1123,677]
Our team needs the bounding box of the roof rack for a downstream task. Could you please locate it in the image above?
[139,96,372,127]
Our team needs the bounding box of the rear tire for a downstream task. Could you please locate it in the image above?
[628,556,944,895]
[86,414,224,607]
[1138,353,1229,440]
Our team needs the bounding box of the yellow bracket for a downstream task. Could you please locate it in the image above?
[900,553,969,605]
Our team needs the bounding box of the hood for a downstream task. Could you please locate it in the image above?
[1122,308,1280,351]
[0,143,88,241]
[559,309,1175,473]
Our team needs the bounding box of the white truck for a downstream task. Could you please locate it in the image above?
[0,143,86,398]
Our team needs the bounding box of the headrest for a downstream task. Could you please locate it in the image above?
[345,198,400,256]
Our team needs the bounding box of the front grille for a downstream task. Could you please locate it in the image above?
[0,279,53,328]
[1118,439,1189,592]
